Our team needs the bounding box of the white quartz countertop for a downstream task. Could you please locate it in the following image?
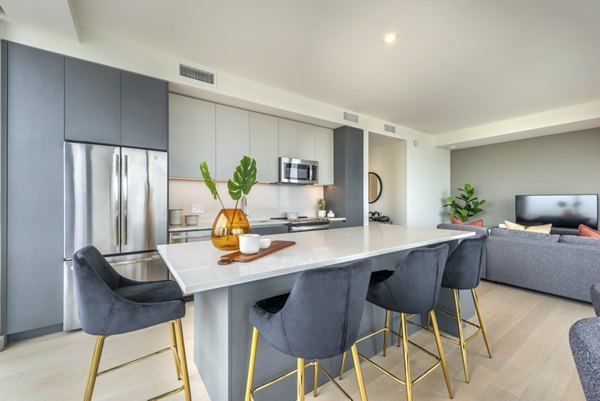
[168,216,347,232]
[158,225,474,294]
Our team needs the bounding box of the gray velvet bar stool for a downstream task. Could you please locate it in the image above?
[339,245,453,401]
[244,260,371,401]
[435,236,492,383]
[570,317,600,401]
[72,246,192,401]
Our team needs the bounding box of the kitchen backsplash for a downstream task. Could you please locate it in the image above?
[169,180,326,219]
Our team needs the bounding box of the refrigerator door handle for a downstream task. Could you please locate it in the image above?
[122,154,128,245]
[112,153,120,247]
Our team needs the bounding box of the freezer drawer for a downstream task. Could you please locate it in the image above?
[63,251,169,331]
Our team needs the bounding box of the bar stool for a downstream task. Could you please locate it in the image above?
[340,245,453,401]
[436,236,492,383]
[72,246,192,401]
[244,260,371,401]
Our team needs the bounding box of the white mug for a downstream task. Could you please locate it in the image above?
[239,234,260,254]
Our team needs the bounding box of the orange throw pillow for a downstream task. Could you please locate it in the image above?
[579,224,600,238]
[451,217,484,227]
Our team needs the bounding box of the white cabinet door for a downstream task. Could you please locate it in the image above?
[250,112,278,182]
[216,104,250,180]
[169,94,215,179]
[298,123,316,161]
[278,118,298,158]
[315,126,334,185]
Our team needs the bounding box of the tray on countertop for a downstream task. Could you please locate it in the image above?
[218,240,296,265]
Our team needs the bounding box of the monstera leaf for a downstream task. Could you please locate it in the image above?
[200,162,220,201]
[227,156,257,201]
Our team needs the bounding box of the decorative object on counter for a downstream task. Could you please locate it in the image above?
[200,156,257,250]
[327,210,335,218]
[184,214,199,226]
[285,211,299,222]
[218,240,296,265]
[169,209,184,226]
[369,211,391,223]
[239,234,260,255]
[368,172,383,203]
[259,238,272,249]
[444,183,486,223]
[317,198,327,218]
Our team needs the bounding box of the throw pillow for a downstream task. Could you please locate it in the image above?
[579,224,600,238]
[451,217,485,227]
[504,220,552,234]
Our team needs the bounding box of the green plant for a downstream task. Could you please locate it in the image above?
[444,183,486,222]
[200,155,257,221]
[317,198,326,210]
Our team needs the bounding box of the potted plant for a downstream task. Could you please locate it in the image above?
[200,156,257,250]
[444,183,486,223]
[317,198,327,218]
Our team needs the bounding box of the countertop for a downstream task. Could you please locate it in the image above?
[157,225,474,294]
[168,216,347,232]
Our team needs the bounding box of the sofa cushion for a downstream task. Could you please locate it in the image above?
[490,227,559,242]
[504,220,552,234]
[580,224,600,238]
[560,235,600,247]
[451,217,485,227]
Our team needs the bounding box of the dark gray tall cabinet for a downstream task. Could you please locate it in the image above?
[1,41,168,339]
[324,126,364,227]
[3,42,65,336]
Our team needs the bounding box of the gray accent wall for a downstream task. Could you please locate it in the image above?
[450,128,600,227]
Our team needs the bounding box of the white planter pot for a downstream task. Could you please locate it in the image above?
[317,210,326,218]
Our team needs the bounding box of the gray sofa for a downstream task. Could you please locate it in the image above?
[437,224,600,303]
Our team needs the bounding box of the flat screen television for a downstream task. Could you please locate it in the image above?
[515,194,598,229]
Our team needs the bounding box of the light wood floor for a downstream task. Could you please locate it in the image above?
[0,281,592,401]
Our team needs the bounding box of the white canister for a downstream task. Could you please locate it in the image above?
[239,234,260,254]
[169,209,183,226]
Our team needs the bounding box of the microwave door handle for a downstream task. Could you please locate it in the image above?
[112,153,120,247]
[309,165,313,182]
[122,154,128,245]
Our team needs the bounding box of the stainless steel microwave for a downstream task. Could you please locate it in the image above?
[279,157,318,184]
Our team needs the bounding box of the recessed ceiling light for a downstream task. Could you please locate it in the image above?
[383,33,398,44]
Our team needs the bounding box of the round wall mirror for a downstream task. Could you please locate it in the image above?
[368,172,383,204]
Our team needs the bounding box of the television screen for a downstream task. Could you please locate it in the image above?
[515,194,598,229]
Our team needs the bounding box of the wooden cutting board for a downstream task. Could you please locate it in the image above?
[218,240,296,265]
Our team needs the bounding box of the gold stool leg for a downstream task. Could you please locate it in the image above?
[453,289,469,383]
[297,358,305,401]
[84,336,106,401]
[351,344,369,401]
[169,321,182,380]
[383,310,391,357]
[174,319,192,401]
[339,351,347,379]
[400,313,413,401]
[430,311,454,398]
[472,289,492,358]
[245,327,260,401]
[313,359,318,397]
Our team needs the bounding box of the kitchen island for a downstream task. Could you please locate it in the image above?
[157,225,474,401]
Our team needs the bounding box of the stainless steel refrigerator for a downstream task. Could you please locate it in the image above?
[63,142,168,331]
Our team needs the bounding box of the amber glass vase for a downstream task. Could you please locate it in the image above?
[211,208,251,251]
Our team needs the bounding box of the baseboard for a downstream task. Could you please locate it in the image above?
[7,323,62,343]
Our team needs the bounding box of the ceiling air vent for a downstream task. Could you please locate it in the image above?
[343,111,359,124]
[179,63,216,86]
[384,124,396,134]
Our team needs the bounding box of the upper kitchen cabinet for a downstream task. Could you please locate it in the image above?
[216,104,250,180]
[278,118,298,158]
[249,112,278,182]
[298,123,316,161]
[121,71,168,151]
[65,57,121,145]
[169,94,216,179]
[315,127,334,185]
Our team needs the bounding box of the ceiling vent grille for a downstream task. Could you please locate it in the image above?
[384,124,396,134]
[343,111,359,124]
[179,63,216,86]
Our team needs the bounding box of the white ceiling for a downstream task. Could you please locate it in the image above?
[8,0,600,135]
